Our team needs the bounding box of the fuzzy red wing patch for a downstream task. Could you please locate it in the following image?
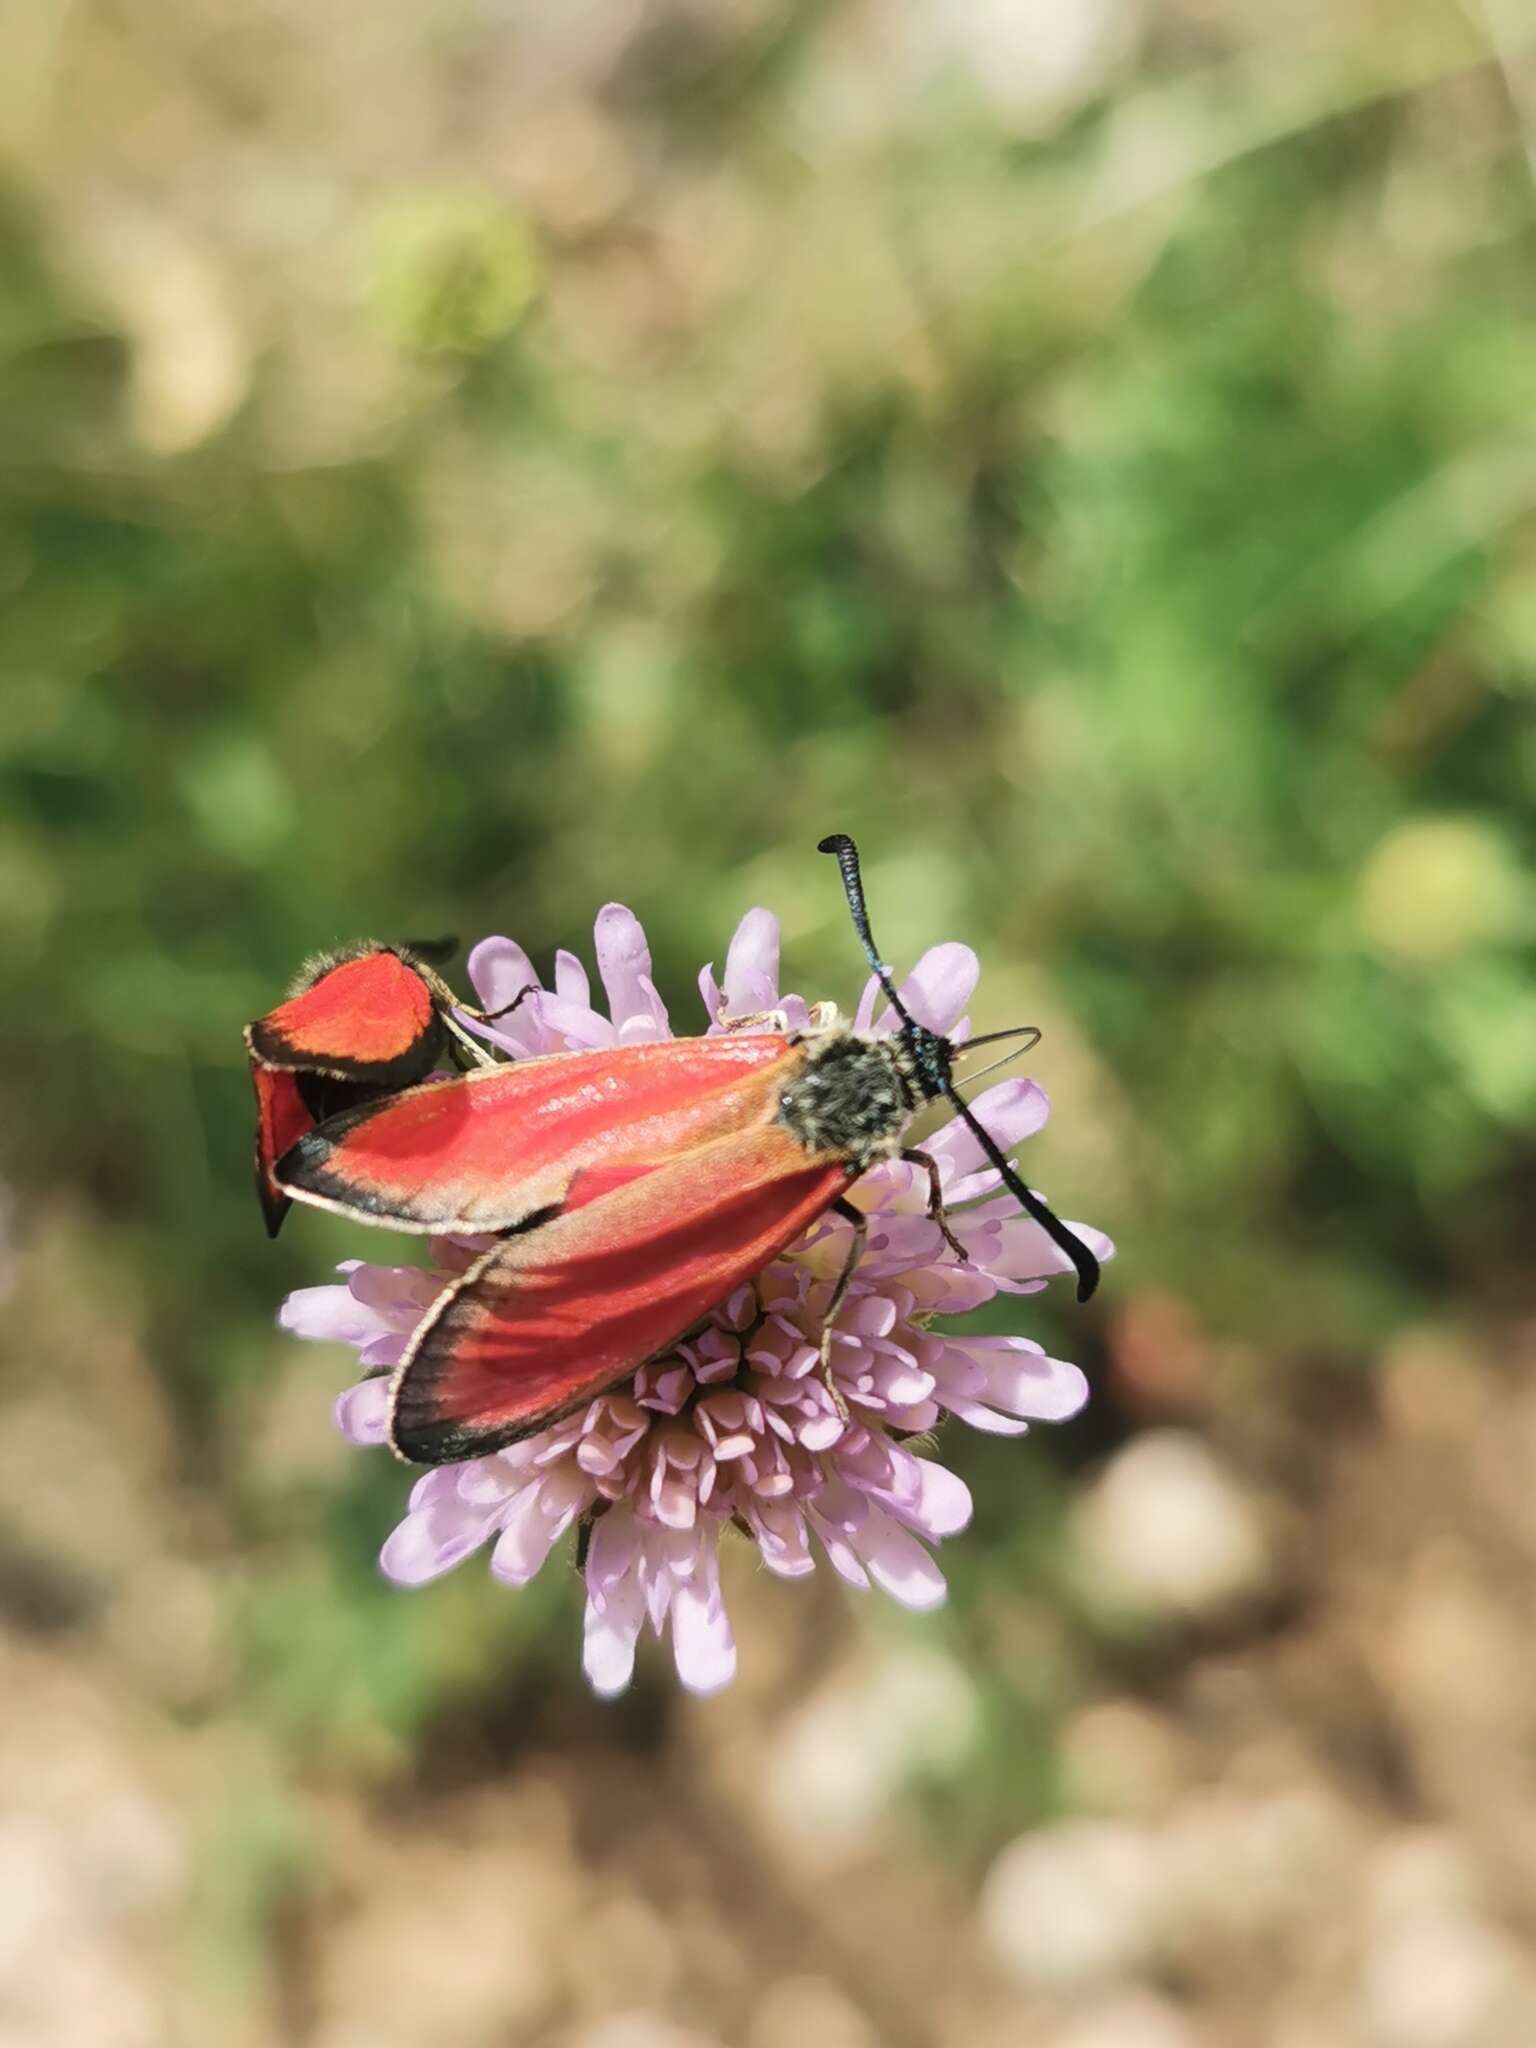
[248,950,441,1084]
[389,1130,852,1463]
[278,1031,802,1234]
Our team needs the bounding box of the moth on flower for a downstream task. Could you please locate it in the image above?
[271,836,1100,1464]
[245,939,521,1237]
[278,849,1110,1695]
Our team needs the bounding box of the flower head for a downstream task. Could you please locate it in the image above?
[279,901,1110,1696]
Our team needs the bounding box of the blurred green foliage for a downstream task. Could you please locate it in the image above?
[0,0,1532,1823]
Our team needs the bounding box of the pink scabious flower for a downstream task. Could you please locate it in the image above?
[279,904,1111,1698]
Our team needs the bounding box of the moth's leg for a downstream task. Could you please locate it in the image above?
[442,1011,498,1067]
[817,1195,868,1420]
[574,1499,610,1572]
[480,983,539,1024]
[901,1147,968,1263]
[718,1005,789,1035]
[720,1000,843,1036]
[447,982,539,1067]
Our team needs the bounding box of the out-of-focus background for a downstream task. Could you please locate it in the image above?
[2,1,1534,2043]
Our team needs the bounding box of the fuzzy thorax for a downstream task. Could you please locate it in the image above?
[773,1022,953,1170]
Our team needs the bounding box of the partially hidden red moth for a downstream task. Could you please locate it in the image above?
[246,941,482,1238]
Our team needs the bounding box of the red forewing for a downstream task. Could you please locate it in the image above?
[277,1032,801,1234]
[247,949,443,1085]
[251,1057,425,1239]
[251,1064,316,1237]
[390,1127,852,1463]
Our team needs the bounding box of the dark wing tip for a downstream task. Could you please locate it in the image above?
[389,1408,508,1466]
[389,1381,576,1466]
[389,1311,512,1465]
[256,1164,291,1238]
[247,1016,446,1087]
[273,1119,390,1215]
[274,1120,329,1181]
[246,1016,295,1069]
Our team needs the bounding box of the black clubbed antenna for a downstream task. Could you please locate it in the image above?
[817,833,909,1022]
[817,831,1100,1303]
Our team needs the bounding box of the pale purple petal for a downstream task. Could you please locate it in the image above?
[914,1264,999,1316]
[941,1397,1032,1435]
[777,992,813,1032]
[858,1216,929,1270]
[698,961,726,1029]
[722,909,781,1015]
[798,1409,847,1453]
[749,1503,815,1578]
[347,1263,441,1319]
[334,1376,392,1446]
[467,935,539,1013]
[490,1480,583,1585]
[842,1294,898,1338]
[456,1457,525,1507]
[428,1232,499,1271]
[903,1457,973,1538]
[990,1216,1115,1284]
[876,943,979,1037]
[857,1516,949,1609]
[279,1286,389,1348]
[860,1155,923,1207]
[467,1011,542,1059]
[405,1466,462,1514]
[616,1005,669,1045]
[669,1573,737,1695]
[594,905,669,1033]
[583,1575,645,1698]
[358,1333,409,1371]
[585,1503,641,1595]
[924,1080,1052,1185]
[807,1508,872,1589]
[465,937,546,1055]
[535,994,616,1047]
[966,1336,1091,1421]
[936,1167,1005,1208]
[379,1499,497,1585]
[553,949,591,1006]
[924,1335,984,1396]
[642,1551,677,1631]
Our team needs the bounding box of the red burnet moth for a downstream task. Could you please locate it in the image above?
[274,836,1100,1464]
[246,941,475,1239]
